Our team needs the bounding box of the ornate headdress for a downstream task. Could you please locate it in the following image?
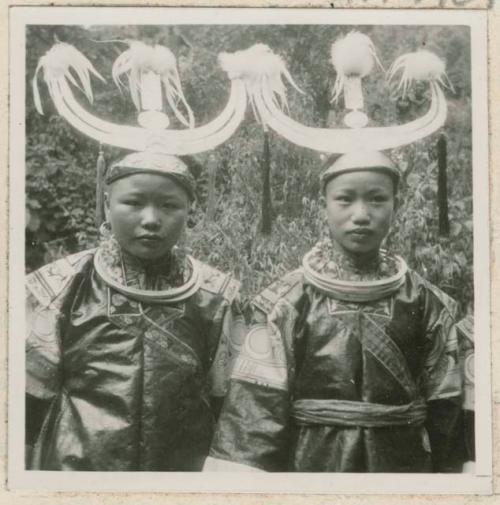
[33,33,450,182]
[33,40,249,156]
[217,31,451,155]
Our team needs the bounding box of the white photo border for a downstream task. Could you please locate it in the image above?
[8,6,492,494]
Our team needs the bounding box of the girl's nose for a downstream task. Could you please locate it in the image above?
[141,207,161,230]
[351,201,370,224]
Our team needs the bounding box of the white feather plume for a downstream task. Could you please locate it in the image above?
[112,40,194,128]
[387,50,453,97]
[218,43,303,124]
[32,42,105,115]
[330,31,383,104]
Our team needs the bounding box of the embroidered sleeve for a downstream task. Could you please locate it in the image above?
[457,315,475,464]
[25,251,91,400]
[26,287,62,400]
[208,294,299,472]
[420,283,461,402]
[420,281,466,471]
[208,285,246,399]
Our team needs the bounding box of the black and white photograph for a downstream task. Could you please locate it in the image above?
[8,6,491,494]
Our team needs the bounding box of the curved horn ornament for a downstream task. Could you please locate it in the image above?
[254,80,446,153]
[227,43,449,153]
[33,42,248,155]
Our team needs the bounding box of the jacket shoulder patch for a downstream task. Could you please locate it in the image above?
[199,263,240,303]
[252,269,303,314]
[26,250,94,307]
[410,269,458,316]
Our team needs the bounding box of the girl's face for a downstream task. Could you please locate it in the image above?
[105,173,190,261]
[324,170,395,260]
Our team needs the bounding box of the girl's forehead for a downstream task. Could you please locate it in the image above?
[109,173,189,197]
[326,170,395,191]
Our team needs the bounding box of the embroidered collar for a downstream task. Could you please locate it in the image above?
[307,239,399,282]
[94,236,201,304]
[302,240,408,302]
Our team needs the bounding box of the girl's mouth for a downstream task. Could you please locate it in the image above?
[137,235,162,243]
[348,228,373,237]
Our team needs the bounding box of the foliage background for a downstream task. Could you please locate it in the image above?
[25,24,473,313]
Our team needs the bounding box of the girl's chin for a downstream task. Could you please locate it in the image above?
[335,245,383,264]
[331,239,381,258]
[122,244,173,261]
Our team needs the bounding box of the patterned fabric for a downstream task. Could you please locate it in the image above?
[456,315,474,410]
[98,236,188,291]
[320,151,400,192]
[209,251,467,473]
[105,152,196,200]
[456,315,475,461]
[25,246,244,471]
[306,239,399,282]
[302,241,407,302]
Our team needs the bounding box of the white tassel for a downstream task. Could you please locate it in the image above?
[218,44,303,124]
[388,50,453,97]
[112,41,194,128]
[32,42,105,114]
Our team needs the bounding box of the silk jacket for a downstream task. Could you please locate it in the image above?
[208,268,467,472]
[26,249,244,471]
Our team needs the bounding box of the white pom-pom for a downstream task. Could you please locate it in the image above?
[219,44,303,123]
[219,44,283,80]
[330,31,383,105]
[388,50,453,97]
[331,31,379,78]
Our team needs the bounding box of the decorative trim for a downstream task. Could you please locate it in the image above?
[94,248,202,304]
[302,250,408,302]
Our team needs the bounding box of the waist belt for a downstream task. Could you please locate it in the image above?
[292,398,427,428]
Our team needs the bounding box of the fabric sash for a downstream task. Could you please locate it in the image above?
[292,397,427,428]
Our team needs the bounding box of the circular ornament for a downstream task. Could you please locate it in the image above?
[344,110,369,129]
[244,324,272,360]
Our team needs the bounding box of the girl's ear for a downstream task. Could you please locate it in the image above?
[318,194,326,207]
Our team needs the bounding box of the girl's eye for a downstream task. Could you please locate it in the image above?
[123,200,140,206]
[335,195,351,203]
[162,202,177,209]
[371,195,389,203]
